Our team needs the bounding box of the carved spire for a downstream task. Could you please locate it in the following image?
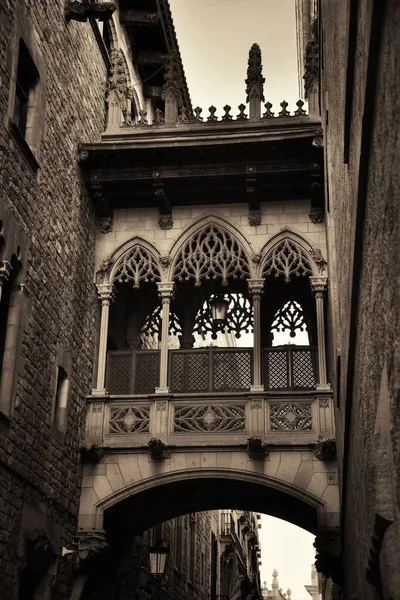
[161,50,184,124]
[106,49,129,129]
[245,43,265,120]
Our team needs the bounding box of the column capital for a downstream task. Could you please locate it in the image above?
[310,276,328,297]
[96,283,115,303]
[157,281,175,300]
[0,260,12,284]
[247,278,265,296]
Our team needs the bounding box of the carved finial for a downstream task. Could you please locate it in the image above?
[294,99,307,116]
[272,569,279,592]
[154,108,165,125]
[106,49,130,129]
[262,102,274,118]
[278,101,290,117]
[207,106,218,122]
[193,107,204,122]
[162,50,184,124]
[237,104,248,120]
[246,43,265,119]
[221,105,233,121]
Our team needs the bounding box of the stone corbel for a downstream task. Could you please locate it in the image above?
[309,174,324,224]
[65,1,116,22]
[147,437,170,462]
[63,531,108,572]
[90,174,113,233]
[247,436,269,460]
[245,166,260,225]
[80,442,108,463]
[314,531,344,588]
[366,513,394,592]
[314,437,336,461]
[153,171,173,229]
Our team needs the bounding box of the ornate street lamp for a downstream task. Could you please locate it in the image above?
[209,295,229,327]
[149,539,169,578]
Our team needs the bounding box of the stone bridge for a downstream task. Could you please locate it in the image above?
[78,392,339,537]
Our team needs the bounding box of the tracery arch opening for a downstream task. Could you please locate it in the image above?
[105,244,163,394]
[259,238,318,391]
[171,223,251,287]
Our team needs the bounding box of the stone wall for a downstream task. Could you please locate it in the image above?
[94,201,327,273]
[321,0,400,598]
[0,0,108,597]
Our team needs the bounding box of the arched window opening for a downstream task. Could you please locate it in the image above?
[271,300,310,346]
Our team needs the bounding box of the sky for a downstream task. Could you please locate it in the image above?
[169,0,301,116]
[168,2,313,597]
[259,515,315,600]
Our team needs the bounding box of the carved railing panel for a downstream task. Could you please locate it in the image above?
[269,402,313,431]
[106,350,159,394]
[173,404,246,433]
[109,406,150,434]
[263,346,317,390]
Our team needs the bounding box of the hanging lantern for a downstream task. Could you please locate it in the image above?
[149,539,169,577]
[209,295,229,327]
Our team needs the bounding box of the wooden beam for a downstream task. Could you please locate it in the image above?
[120,10,159,26]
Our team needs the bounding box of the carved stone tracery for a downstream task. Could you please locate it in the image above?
[270,402,312,431]
[112,245,161,288]
[173,404,246,433]
[193,293,253,340]
[172,224,251,287]
[262,239,313,283]
[271,300,308,338]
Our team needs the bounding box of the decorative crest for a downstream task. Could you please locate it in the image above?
[262,239,313,283]
[172,224,251,286]
[245,43,265,103]
[112,245,161,288]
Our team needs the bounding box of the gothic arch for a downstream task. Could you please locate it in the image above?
[259,228,321,281]
[168,214,255,285]
[83,466,333,535]
[97,236,163,288]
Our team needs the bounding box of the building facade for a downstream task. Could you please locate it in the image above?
[296,1,400,599]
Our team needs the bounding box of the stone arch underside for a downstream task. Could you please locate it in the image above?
[78,455,340,535]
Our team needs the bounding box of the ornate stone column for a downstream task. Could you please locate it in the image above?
[248,279,265,392]
[93,283,114,396]
[310,276,330,390]
[0,261,12,303]
[156,282,174,394]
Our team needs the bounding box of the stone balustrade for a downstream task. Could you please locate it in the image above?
[84,393,334,447]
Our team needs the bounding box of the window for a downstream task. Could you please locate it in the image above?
[12,40,39,140]
[53,366,70,433]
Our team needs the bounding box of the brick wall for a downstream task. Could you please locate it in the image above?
[0,0,108,597]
